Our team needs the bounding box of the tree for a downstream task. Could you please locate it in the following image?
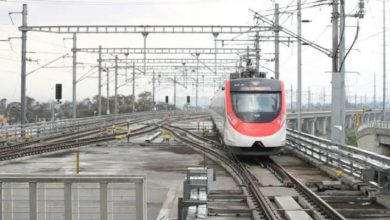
[136,92,153,111]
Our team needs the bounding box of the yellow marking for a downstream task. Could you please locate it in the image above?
[337,170,343,178]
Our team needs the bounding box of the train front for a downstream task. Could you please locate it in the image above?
[224,78,286,155]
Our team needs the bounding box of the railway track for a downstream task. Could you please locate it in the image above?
[0,121,160,161]
[4,114,159,149]
[0,112,210,162]
[164,124,347,220]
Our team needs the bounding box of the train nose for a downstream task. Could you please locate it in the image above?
[252,141,265,149]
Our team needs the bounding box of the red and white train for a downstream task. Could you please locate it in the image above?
[210,77,286,155]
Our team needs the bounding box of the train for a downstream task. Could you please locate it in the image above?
[210,77,286,156]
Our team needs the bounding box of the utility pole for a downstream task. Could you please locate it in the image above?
[174,74,177,108]
[290,85,293,112]
[382,0,387,120]
[365,94,367,106]
[114,56,118,116]
[213,33,219,75]
[125,52,129,82]
[323,88,326,109]
[308,87,311,111]
[98,45,102,116]
[20,4,27,126]
[196,53,200,108]
[142,32,148,76]
[152,70,155,110]
[255,31,260,74]
[72,33,77,119]
[374,72,376,108]
[132,63,135,112]
[182,62,186,87]
[331,0,346,144]
[297,0,302,131]
[355,94,357,108]
[106,68,110,115]
[274,3,280,79]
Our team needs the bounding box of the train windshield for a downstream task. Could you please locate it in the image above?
[231,92,281,123]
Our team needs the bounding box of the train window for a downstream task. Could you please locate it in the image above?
[231,92,281,123]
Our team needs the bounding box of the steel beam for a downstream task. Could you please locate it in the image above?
[101,58,240,64]
[111,65,236,70]
[22,25,270,34]
[77,47,248,54]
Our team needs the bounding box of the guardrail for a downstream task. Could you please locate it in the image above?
[287,129,390,187]
[0,175,146,220]
[357,120,390,132]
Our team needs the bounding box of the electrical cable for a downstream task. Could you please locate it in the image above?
[339,19,360,73]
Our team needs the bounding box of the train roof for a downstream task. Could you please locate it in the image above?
[229,78,281,92]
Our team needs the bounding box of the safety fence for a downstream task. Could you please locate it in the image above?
[357,120,390,132]
[287,129,390,188]
[0,175,146,220]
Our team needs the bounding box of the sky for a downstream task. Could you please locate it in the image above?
[0,0,389,107]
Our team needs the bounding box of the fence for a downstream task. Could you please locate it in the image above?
[287,129,390,187]
[0,175,146,220]
[357,120,390,132]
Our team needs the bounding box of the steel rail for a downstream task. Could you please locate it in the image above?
[2,114,154,152]
[0,113,208,161]
[163,124,280,220]
[0,122,160,161]
[166,124,351,220]
[269,159,347,220]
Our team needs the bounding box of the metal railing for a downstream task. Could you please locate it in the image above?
[0,175,146,220]
[357,120,390,132]
[287,129,390,186]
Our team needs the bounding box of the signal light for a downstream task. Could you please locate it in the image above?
[55,84,62,102]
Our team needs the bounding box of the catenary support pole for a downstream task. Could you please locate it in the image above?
[383,0,387,120]
[331,0,346,144]
[106,68,110,115]
[142,32,148,76]
[98,45,102,116]
[72,33,77,119]
[323,88,326,109]
[132,63,135,112]
[290,84,293,112]
[274,3,280,79]
[308,87,311,111]
[20,4,27,126]
[255,31,260,74]
[297,0,302,131]
[174,74,177,108]
[374,72,376,108]
[152,70,155,110]
[114,56,118,116]
[196,53,200,108]
[213,33,219,76]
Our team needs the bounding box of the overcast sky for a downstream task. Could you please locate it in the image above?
[0,0,389,107]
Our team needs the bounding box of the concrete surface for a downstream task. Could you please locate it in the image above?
[0,121,251,220]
